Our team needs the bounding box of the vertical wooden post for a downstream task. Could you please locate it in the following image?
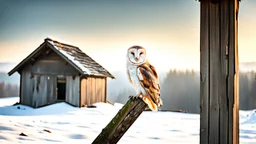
[232,1,239,143]
[199,0,239,144]
[19,72,23,104]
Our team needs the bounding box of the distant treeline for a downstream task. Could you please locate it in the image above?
[240,71,256,110]
[115,69,256,113]
[1,70,256,113]
[0,82,19,98]
[160,69,200,113]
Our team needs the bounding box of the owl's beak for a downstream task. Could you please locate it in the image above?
[135,57,139,61]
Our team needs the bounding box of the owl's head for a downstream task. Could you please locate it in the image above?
[127,45,146,65]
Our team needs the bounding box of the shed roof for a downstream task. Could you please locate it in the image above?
[8,38,115,78]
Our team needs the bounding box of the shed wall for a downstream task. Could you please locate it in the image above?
[21,68,33,106]
[21,67,58,107]
[20,49,79,107]
[80,77,106,107]
[29,51,79,75]
[32,75,57,107]
[66,76,80,106]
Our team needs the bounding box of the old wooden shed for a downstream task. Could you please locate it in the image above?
[8,38,115,108]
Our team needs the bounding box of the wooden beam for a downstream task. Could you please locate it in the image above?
[92,98,147,144]
[208,2,220,143]
[104,77,107,103]
[219,0,229,143]
[232,0,240,143]
[19,72,23,104]
[199,0,210,143]
[199,0,239,144]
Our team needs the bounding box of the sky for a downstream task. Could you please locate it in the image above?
[0,0,256,72]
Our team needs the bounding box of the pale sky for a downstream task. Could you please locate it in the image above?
[0,0,255,72]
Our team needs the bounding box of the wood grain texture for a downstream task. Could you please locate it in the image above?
[199,0,210,143]
[80,78,85,107]
[103,78,105,102]
[80,77,106,107]
[232,0,240,143]
[66,76,80,106]
[209,3,220,143]
[31,51,79,75]
[91,77,96,104]
[219,0,229,143]
[16,41,110,108]
[200,0,239,144]
[92,97,147,144]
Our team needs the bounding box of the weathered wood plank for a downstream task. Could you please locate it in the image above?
[19,71,23,104]
[66,76,80,106]
[100,78,104,102]
[21,67,35,107]
[85,78,88,106]
[80,78,85,107]
[219,0,229,143]
[229,0,239,143]
[234,1,239,142]
[104,77,107,103]
[32,75,47,108]
[22,69,29,105]
[31,51,79,75]
[74,76,80,106]
[48,76,57,104]
[92,98,147,144]
[80,77,106,107]
[81,78,86,107]
[42,76,48,107]
[209,2,220,143]
[200,0,240,144]
[95,78,100,103]
[200,0,210,143]
[32,75,37,107]
[91,77,96,104]
[99,78,105,102]
[20,70,25,104]
[87,78,92,105]
[90,77,93,105]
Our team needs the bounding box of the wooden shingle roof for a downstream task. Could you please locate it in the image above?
[8,38,115,78]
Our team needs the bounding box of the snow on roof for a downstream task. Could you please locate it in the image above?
[46,38,114,78]
[8,38,115,78]
[45,38,114,78]
[47,40,91,75]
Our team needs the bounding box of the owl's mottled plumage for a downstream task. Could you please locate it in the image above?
[126,46,162,111]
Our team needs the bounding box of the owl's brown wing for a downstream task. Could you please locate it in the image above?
[148,64,158,79]
[137,64,160,105]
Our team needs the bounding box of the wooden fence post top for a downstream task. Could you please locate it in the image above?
[92,97,147,144]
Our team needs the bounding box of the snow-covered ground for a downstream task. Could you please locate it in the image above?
[0,97,255,144]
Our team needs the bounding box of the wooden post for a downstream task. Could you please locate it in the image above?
[199,0,239,144]
[92,98,147,144]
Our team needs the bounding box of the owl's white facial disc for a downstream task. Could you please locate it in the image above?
[127,46,146,65]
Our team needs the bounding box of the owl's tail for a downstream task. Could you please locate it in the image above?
[142,95,158,111]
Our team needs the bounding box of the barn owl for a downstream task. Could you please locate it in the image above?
[126,45,162,111]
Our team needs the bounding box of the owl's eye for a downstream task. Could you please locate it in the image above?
[139,52,144,55]
[131,52,135,55]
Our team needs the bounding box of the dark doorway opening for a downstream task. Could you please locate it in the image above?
[57,79,66,101]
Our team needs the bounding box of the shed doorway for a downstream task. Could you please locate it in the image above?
[57,78,66,101]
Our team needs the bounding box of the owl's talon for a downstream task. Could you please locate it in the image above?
[129,95,140,100]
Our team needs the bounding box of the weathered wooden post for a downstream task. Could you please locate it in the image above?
[92,98,147,144]
[199,0,239,144]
